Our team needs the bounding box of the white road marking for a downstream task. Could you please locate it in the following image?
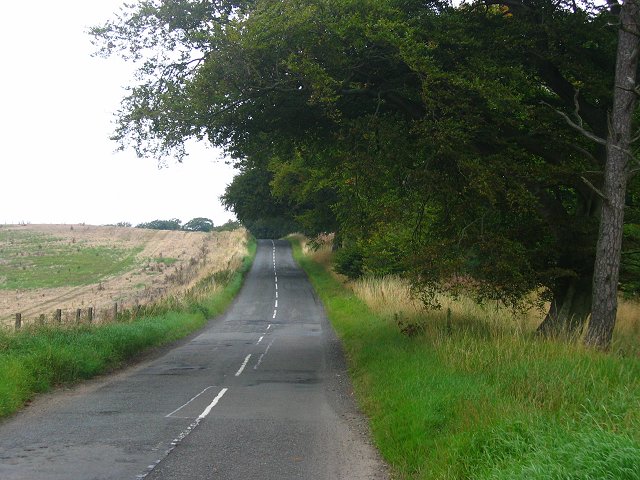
[275,300,278,308]
[137,387,228,479]
[267,324,272,330]
[198,388,228,419]
[257,335,264,344]
[275,291,278,299]
[165,386,216,418]
[253,339,276,370]
[275,276,278,283]
[235,354,252,376]
[272,309,277,319]
[275,283,278,290]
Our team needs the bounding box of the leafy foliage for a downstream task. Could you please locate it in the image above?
[212,220,242,232]
[92,0,638,329]
[135,218,182,230]
[182,217,214,232]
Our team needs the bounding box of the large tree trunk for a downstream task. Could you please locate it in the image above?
[538,276,592,338]
[586,0,640,349]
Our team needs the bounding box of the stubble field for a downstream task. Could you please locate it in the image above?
[0,224,248,327]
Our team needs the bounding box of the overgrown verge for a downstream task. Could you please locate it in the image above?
[289,238,640,479]
[0,238,256,418]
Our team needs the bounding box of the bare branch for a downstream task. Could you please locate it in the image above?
[580,176,609,201]
[541,101,607,145]
[572,89,583,128]
[571,145,600,165]
[457,216,484,247]
[630,127,640,144]
[628,167,640,177]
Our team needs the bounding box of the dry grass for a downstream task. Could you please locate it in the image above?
[295,233,336,269]
[349,270,639,352]
[291,233,639,351]
[1,224,248,327]
[350,275,541,335]
[614,298,640,354]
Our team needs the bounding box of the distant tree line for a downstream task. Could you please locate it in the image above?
[109,218,240,233]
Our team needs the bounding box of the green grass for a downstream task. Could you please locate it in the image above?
[150,257,178,265]
[290,238,640,479]
[0,230,140,289]
[0,238,256,418]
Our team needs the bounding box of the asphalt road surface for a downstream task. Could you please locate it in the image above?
[0,240,387,480]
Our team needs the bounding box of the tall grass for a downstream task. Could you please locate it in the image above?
[0,238,256,418]
[290,237,640,479]
[351,274,640,355]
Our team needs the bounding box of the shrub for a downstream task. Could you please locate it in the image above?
[334,243,365,279]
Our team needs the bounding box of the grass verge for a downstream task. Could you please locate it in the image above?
[0,238,256,418]
[290,237,640,479]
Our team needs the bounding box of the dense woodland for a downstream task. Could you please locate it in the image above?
[92,0,640,349]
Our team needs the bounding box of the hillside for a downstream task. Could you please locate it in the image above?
[0,224,247,327]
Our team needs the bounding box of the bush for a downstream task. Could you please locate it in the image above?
[334,244,365,279]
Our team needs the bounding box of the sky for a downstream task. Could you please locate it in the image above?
[0,1,238,227]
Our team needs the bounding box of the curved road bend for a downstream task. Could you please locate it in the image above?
[0,240,387,480]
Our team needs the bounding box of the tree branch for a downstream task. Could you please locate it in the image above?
[541,101,608,145]
[580,175,609,201]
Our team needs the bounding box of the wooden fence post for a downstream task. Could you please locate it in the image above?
[88,307,93,324]
[38,314,45,326]
[55,309,62,324]
[113,302,118,321]
[15,313,22,330]
[76,309,82,324]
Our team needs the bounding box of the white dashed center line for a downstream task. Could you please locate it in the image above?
[235,354,252,377]
[138,388,228,479]
[254,338,276,370]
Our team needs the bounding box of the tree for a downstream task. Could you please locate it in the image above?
[212,219,242,232]
[586,0,640,348]
[136,219,182,230]
[220,162,302,238]
[92,0,638,346]
[182,217,214,232]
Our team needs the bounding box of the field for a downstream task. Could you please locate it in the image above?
[0,224,248,327]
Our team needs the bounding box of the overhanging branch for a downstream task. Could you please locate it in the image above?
[541,100,607,145]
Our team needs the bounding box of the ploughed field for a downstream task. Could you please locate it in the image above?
[0,224,247,327]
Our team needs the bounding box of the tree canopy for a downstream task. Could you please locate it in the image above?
[136,218,182,231]
[92,0,640,348]
[182,217,214,232]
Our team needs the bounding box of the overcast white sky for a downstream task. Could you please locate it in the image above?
[0,1,237,227]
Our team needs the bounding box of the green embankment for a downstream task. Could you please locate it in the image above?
[0,239,256,418]
[290,239,640,479]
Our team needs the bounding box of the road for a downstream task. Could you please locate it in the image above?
[0,240,387,479]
